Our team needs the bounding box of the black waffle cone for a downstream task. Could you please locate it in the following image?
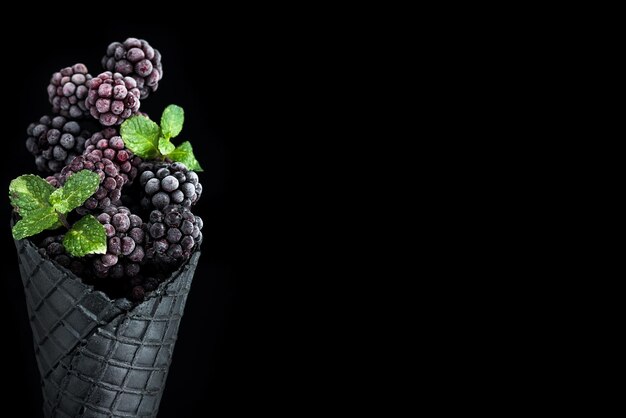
[15,238,199,417]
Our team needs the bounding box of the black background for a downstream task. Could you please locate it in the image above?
[0,23,281,416]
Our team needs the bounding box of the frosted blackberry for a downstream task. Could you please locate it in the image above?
[84,127,142,185]
[47,64,92,118]
[25,115,90,173]
[85,71,141,126]
[36,235,86,276]
[145,204,203,265]
[139,162,203,211]
[91,206,145,279]
[101,38,163,99]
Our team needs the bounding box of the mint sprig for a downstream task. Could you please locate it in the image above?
[168,142,202,172]
[121,104,203,171]
[49,169,100,214]
[161,104,184,139]
[120,115,161,159]
[63,215,107,257]
[9,174,55,218]
[9,170,106,257]
[12,207,60,240]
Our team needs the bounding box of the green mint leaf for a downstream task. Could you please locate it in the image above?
[63,215,107,257]
[166,141,203,172]
[12,207,60,240]
[9,175,55,217]
[161,104,184,139]
[120,115,161,159]
[49,170,100,214]
[159,136,176,155]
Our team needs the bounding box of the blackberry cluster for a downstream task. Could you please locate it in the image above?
[145,205,203,265]
[86,72,141,126]
[92,206,145,279]
[47,64,92,118]
[101,38,163,99]
[26,115,90,173]
[84,127,142,185]
[37,235,86,277]
[139,162,202,210]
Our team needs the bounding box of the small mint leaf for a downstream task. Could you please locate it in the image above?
[12,207,60,240]
[49,170,100,214]
[166,141,203,172]
[120,115,161,159]
[159,136,176,155]
[161,105,184,139]
[9,175,54,218]
[63,215,107,257]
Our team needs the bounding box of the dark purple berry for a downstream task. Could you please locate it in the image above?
[129,227,144,243]
[165,211,182,227]
[112,213,130,232]
[101,254,118,268]
[181,235,195,250]
[140,170,155,185]
[128,246,145,262]
[149,210,163,223]
[167,228,182,243]
[151,192,170,209]
[145,178,160,195]
[121,237,136,255]
[108,236,121,255]
[161,175,179,192]
[150,223,166,239]
[167,244,183,259]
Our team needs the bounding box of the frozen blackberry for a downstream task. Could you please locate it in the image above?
[47,64,92,118]
[145,204,203,265]
[101,38,163,99]
[139,162,203,211]
[37,235,86,277]
[84,127,142,185]
[25,115,90,173]
[85,71,141,126]
[91,206,145,279]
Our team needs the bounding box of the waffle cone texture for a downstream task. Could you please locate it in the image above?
[15,238,199,417]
